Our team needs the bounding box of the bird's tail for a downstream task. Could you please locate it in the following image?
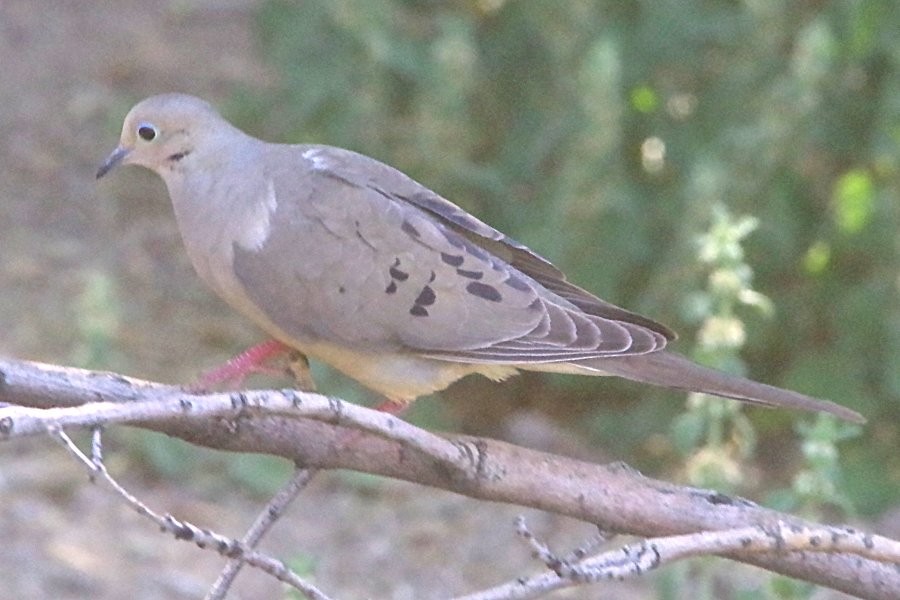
[577,351,864,423]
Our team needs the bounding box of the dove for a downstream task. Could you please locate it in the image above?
[97,93,863,423]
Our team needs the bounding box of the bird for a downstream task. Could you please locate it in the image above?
[96,93,863,423]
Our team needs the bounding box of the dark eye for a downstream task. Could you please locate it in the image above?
[137,124,157,141]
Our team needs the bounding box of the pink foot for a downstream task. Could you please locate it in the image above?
[192,339,293,391]
[371,399,409,416]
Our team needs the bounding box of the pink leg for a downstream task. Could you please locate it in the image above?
[193,339,293,391]
[371,399,410,416]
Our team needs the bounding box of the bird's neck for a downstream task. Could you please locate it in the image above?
[164,134,273,301]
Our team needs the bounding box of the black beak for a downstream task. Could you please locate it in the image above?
[96,146,130,179]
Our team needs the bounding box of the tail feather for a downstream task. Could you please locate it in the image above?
[581,351,864,423]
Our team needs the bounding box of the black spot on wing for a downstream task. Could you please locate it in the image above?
[444,234,465,249]
[456,268,483,280]
[415,285,436,307]
[410,305,429,317]
[466,281,502,302]
[463,241,491,261]
[386,281,397,294]
[504,273,532,291]
[441,252,464,267]
[401,220,420,238]
[389,268,409,281]
[389,258,409,282]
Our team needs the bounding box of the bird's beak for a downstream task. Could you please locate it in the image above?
[96,145,131,179]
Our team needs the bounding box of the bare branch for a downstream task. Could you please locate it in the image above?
[50,426,331,600]
[1,357,898,599]
[206,467,319,600]
[0,366,469,475]
[458,517,900,599]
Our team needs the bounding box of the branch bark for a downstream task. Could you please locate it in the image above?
[1,357,896,599]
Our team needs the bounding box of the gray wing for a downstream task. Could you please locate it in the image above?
[395,181,677,341]
[232,145,670,362]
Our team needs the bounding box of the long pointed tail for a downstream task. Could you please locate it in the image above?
[583,351,864,423]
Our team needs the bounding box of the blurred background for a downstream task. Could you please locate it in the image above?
[1,1,897,598]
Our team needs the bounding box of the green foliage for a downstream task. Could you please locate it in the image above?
[766,576,815,600]
[72,269,121,370]
[132,430,198,479]
[833,168,875,234]
[668,208,859,600]
[673,207,763,494]
[226,454,295,496]
[129,430,294,498]
[243,1,900,516]
[792,416,861,513]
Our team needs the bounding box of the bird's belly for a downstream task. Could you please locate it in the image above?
[292,339,493,403]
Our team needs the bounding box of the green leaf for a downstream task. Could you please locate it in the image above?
[832,168,874,234]
[630,84,659,114]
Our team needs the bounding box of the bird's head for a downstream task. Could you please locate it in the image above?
[97,93,224,179]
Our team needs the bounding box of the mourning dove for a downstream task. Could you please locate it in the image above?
[97,93,863,423]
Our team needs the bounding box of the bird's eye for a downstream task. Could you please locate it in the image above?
[137,124,158,141]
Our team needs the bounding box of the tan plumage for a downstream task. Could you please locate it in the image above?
[97,93,863,423]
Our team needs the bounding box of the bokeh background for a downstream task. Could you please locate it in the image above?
[1,1,897,598]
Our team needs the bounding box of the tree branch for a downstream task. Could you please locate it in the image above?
[1,357,897,598]
[205,466,319,600]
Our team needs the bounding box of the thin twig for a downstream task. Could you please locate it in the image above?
[457,518,900,599]
[48,427,332,600]
[206,467,319,600]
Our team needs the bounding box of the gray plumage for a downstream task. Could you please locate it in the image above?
[97,93,863,423]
